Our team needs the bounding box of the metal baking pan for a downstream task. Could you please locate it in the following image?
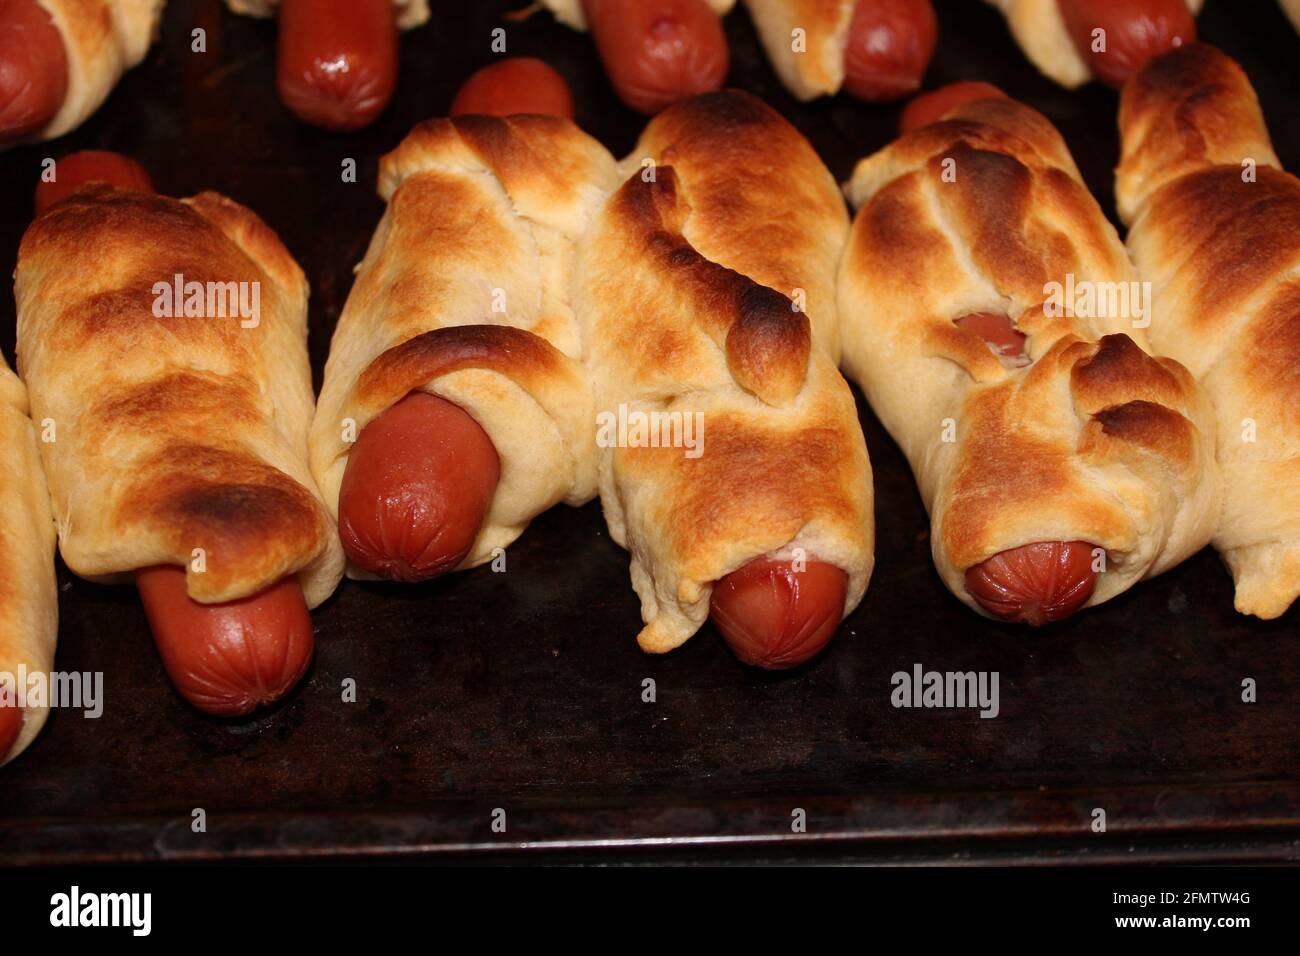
[0,0,1296,865]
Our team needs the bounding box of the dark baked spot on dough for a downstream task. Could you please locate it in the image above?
[610,170,810,403]
[97,372,260,426]
[1072,334,1178,395]
[125,445,324,571]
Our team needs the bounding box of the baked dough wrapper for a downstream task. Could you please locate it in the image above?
[575,91,874,653]
[1118,44,1300,619]
[838,96,1220,617]
[310,116,622,577]
[16,186,344,608]
[0,354,58,765]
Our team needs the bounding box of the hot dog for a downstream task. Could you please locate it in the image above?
[450,57,575,119]
[337,392,500,581]
[964,540,1099,625]
[0,685,21,762]
[842,0,937,102]
[34,150,153,214]
[954,310,1028,365]
[136,566,314,715]
[581,0,729,115]
[1056,0,1196,89]
[34,156,321,716]
[900,81,1006,133]
[276,0,399,131]
[710,558,848,669]
[0,0,69,145]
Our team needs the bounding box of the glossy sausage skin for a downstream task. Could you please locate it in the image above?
[842,0,937,102]
[136,567,315,716]
[710,558,848,669]
[277,0,399,131]
[965,541,1099,626]
[337,392,500,581]
[34,150,154,213]
[450,57,575,118]
[1056,0,1196,89]
[581,0,728,115]
[0,0,68,145]
[900,81,1006,132]
[0,686,22,762]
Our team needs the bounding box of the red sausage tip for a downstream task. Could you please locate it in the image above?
[0,0,70,144]
[34,150,154,214]
[899,81,1007,133]
[136,566,315,716]
[964,540,1099,626]
[709,558,848,669]
[0,690,23,763]
[450,57,575,118]
[337,392,501,582]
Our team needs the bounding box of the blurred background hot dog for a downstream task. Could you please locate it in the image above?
[982,0,1201,89]
[538,0,732,114]
[223,0,429,130]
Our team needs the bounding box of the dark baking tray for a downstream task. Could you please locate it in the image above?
[1,0,1297,866]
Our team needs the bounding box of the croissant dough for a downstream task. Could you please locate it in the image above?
[30,0,165,142]
[575,91,873,653]
[742,0,855,101]
[1117,44,1300,619]
[838,97,1219,615]
[16,186,344,608]
[0,354,58,766]
[223,0,429,30]
[541,0,736,31]
[310,116,621,576]
[982,0,1203,89]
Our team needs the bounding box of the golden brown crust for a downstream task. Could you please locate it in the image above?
[605,170,811,405]
[15,186,343,606]
[0,354,57,765]
[741,0,856,100]
[576,91,872,653]
[1116,43,1279,225]
[839,98,1220,614]
[1118,45,1300,617]
[626,91,850,357]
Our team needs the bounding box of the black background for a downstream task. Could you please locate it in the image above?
[0,0,1297,864]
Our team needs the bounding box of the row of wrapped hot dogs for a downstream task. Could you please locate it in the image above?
[2,41,1297,769]
[15,0,1293,149]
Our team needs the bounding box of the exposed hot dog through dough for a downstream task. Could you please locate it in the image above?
[337,391,500,582]
[0,0,69,145]
[710,559,848,668]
